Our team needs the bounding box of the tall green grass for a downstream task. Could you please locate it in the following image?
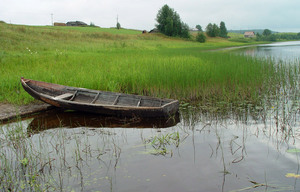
[0,23,296,107]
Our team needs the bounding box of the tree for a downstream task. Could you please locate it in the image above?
[205,23,213,37]
[196,32,206,43]
[181,22,190,38]
[212,24,220,37]
[262,29,272,36]
[206,23,219,37]
[256,32,262,41]
[219,21,228,38]
[269,34,277,41]
[116,22,121,29]
[256,31,277,41]
[196,25,202,31]
[156,4,190,38]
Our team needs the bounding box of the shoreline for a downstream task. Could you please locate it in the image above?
[0,102,52,123]
[1,40,298,123]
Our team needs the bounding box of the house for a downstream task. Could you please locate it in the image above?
[54,22,66,26]
[244,31,255,38]
[190,28,199,32]
[66,21,87,26]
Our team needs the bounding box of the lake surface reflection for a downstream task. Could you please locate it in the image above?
[1,104,299,192]
[238,41,300,63]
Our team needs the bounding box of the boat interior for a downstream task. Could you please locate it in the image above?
[26,80,171,107]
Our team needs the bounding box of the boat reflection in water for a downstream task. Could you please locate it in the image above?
[27,109,180,134]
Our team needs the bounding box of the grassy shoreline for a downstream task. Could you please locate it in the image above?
[0,23,297,108]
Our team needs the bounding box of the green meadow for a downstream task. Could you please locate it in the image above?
[0,23,294,108]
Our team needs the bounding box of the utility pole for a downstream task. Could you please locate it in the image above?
[116,14,120,29]
[51,13,53,26]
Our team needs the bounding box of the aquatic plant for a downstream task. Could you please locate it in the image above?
[144,132,184,156]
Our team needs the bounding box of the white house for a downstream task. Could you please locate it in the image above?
[244,31,255,38]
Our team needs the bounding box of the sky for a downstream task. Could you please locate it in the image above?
[1,0,300,32]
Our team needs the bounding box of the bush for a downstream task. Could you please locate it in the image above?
[196,32,206,43]
[116,22,121,29]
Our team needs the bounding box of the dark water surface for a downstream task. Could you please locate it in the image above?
[1,42,300,191]
[1,106,299,192]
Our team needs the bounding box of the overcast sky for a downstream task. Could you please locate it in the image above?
[1,0,299,32]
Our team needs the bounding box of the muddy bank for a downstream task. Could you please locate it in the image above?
[0,102,52,122]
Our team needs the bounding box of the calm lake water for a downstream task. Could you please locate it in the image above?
[238,41,300,63]
[1,42,299,192]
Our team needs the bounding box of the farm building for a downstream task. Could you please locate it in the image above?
[190,28,199,31]
[66,21,87,26]
[54,22,66,26]
[244,31,255,38]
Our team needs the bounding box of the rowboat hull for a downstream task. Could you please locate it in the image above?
[20,77,179,117]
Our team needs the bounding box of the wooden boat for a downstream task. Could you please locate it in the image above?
[20,77,179,117]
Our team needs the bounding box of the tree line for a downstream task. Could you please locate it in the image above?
[156,4,300,43]
[256,29,300,41]
[156,5,228,43]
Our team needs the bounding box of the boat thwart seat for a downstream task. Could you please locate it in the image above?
[54,93,74,100]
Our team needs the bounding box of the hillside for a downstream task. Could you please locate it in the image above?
[0,23,262,52]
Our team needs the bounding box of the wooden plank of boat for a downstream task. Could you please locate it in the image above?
[20,77,179,117]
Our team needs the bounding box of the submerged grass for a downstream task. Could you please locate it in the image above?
[0,121,117,191]
[0,23,298,108]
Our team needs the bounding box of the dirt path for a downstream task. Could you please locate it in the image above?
[0,102,52,122]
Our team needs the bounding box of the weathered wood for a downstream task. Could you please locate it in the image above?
[54,93,73,100]
[20,77,179,117]
[137,98,142,107]
[91,92,100,104]
[70,90,78,101]
[113,95,120,105]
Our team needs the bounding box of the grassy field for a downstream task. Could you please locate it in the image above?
[0,23,294,108]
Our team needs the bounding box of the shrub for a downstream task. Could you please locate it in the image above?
[196,32,206,43]
[116,22,121,29]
